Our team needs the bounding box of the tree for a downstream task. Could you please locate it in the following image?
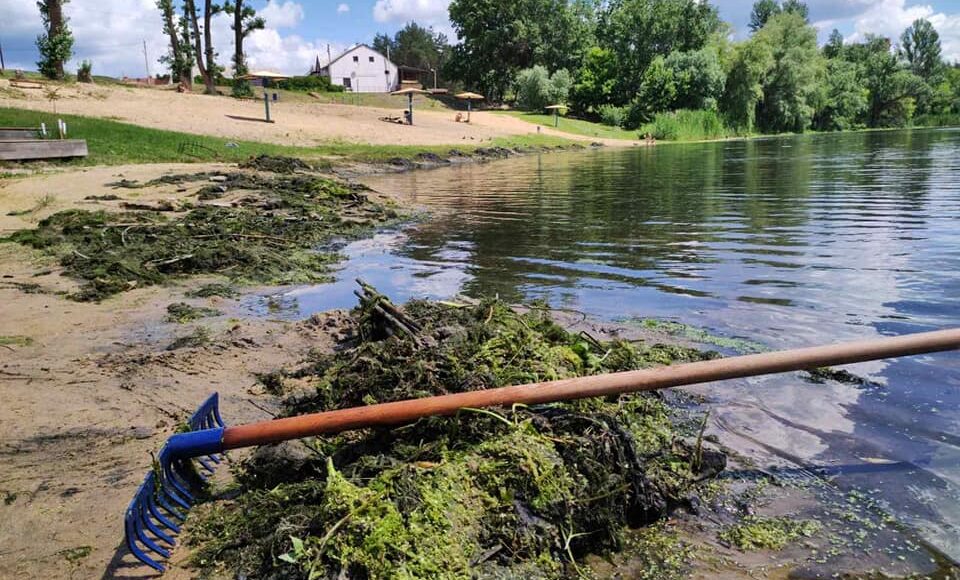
[749,0,779,33]
[856,35,924,126]
[665,47,725,111]
[184,0,221,94]
[224,0,265,97]
[599,0,722,102]
[374,22,451,87]
[157,0,193,87]
[754,11,823,133]
[812,58,866,130]
[447,0,592,100]
[781,0,809,21]
[824,28,844,59]
[36,0,74,80]
[569,47,618,114]
[721,37,773,130]
[515,65,572,110]
[900,19,943,82]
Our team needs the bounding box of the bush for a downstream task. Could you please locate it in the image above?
[515,66,572,111]
[639,109,732,141]
[77,60,92,83]
[597,104,627,127]
[278,75,343,93]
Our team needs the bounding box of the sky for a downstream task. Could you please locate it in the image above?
[1,0,959,79]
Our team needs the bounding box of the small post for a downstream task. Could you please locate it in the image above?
[408,93,414,125]
[264,83,271,122]
[0,37,5,75]
[554,109,559,127]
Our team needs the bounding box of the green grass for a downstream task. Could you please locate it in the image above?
[640,109,739,142]
[497,111,641,141]
[0,107,575,168]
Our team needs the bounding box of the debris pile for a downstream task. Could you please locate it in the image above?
[5,169,398,301]
[188,287,726,578]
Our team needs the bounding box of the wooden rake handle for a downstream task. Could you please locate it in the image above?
[222,328,960,450]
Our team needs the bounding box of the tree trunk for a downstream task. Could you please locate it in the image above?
[47,0,65,79]
[203,0,217,94]
[160,2,188,86]
[185,0,208,90]
[233,0,246,76]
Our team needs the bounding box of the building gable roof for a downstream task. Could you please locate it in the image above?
[324,43,394,69]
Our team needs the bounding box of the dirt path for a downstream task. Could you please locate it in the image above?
[0,82,637,148]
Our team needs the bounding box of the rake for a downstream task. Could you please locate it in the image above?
[125,328,960,572]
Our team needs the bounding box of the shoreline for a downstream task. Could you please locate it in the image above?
[0,150,954,577]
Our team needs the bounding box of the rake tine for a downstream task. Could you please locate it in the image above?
[145,488,181,534]
[142,508,176,546]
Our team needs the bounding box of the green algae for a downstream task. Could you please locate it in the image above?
[165,302,222,323]
[633,319,768,354]
[4,173,396,301]
[188,296,725,578]
[719,515,822,551]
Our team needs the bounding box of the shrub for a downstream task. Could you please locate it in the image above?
[278,75,343,93]
[77,60,92,83]
[639,109,732,141]
[597,104,627,127]
[515,66,573,111]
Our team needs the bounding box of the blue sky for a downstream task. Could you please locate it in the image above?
[2,0,959,77]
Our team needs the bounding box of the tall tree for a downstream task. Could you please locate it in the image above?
[749,0,779,33]
[823,28,844,59]
[224,0,265,97]
[781,0,809,22]
[184,0,221,94]
[36,0,74,80]
[158,0,193,87]
[900,18,943,82]
[447,0,593,100]
[754,11,823,133]
[857,35,924,126]
[721,35,774,130]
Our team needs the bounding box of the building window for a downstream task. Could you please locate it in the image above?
[353,56,359,63]
[369,56,375,63]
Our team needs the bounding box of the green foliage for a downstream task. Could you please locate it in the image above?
[373,22,450,84]
[76,60,92,83]
[570,46,618,114]
[753,12,823,133]
[639,109,733,141]
[447,0,594,100]
[598,104,628,127]
[36,0,74,80]
[719,516,821,551]
[812,58,867,131]
[157,0,194,83]
[721,39,773,131]
[515,66,573,111]
[188,298,722,578]
[900,18,943,82]
[665,48,725,111]
[277,75,343,93]
[748,0,779,33]
[858,36,925,127]
[165,302,222,323]
[823,28,844,59]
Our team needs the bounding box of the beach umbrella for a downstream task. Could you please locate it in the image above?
[391,87,430,125]
[239,71,291,122]
[545,104,568,128]
[455,91,485,122]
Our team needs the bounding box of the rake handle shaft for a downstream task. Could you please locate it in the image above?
[222,328,960,450]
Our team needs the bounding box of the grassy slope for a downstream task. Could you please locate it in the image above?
[0,107,573,168]
[497,111,640,141]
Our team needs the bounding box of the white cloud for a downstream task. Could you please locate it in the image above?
[371,0,455,39]
[259,0,304,29]
[337,3,350,15]
[844,0,960,62]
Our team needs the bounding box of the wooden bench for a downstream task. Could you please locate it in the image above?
[0,139,88,161]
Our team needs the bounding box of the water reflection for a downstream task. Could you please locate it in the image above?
[287,129,960,560]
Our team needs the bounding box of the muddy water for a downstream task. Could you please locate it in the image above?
[275,129,960,563]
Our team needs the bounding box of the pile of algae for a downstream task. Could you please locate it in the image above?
[3,160,397,301]
[188,295,727,579]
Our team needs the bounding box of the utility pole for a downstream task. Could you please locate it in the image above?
[143,40,151,81]
[0,37,5,74]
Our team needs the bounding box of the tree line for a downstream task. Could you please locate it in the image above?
[433,0,960,134]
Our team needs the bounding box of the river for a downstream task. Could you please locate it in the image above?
[269,129,960,563]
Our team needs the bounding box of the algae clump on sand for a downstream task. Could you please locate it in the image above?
[4,168,396,301]
[188,295,726,578]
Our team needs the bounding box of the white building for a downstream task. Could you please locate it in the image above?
[314,44,398,93]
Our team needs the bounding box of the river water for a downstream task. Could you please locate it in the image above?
[272,129,960,563]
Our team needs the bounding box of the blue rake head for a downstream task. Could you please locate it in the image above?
[124,393,227,573]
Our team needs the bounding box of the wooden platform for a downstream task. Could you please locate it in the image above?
[0,139,88,161]
[0,128,40,140]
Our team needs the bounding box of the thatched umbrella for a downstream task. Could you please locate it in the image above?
[455,91,485,122]
[545,104,568,128]
[239,71,291,122]
[390,87,430,125]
